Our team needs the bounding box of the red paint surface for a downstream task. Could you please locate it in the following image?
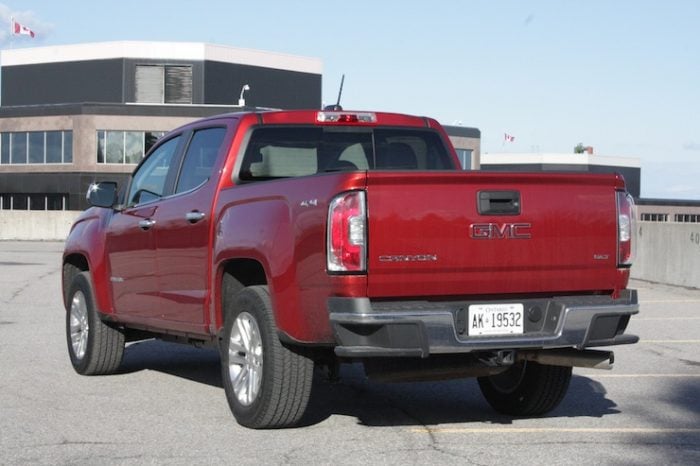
[63,110,632,344]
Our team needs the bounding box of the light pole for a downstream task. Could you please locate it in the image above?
[238,84,250,106]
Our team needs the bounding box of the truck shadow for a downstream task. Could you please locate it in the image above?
[118,339,223,388]
[301,364,620,427]
[117,339,621,427]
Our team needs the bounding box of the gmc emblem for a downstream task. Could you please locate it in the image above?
[470,223,532,240]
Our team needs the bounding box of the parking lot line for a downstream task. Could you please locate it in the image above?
[410,427,700,434]
[634,317,700,321]
[640,340,700,344]
[580,374,700,378]
[641,299,700,304]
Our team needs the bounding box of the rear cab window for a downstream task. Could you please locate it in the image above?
[237,126,455,182]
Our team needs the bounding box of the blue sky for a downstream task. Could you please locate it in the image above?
[2,1,699,199]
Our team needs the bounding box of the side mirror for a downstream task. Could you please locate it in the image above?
[86,182,118,208]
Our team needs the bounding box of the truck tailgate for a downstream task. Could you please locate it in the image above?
[366,171,621,298]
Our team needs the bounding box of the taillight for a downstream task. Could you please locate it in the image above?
[617,191,636,267]
[317,111,377,123]
[327,191,367,273]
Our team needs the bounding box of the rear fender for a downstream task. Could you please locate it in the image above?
[212,196,296,334]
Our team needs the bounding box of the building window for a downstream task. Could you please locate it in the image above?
[1,133,9,164]
[46,132,62,163]
[0,131,73,165]
[11,194,27,210]
[135,65,193,104]
[0,193,67,211]
[11,132,27,164]
[125,131,144,164]
[106,131,124,163]
[640,213,668,222]
[46,194,67,210]
[674,213,700,223]
[28,132,45,163]
[455,148,473,170]
[64,132,73,163]
[97,130,166,164]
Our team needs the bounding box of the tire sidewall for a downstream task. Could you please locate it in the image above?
[487,361,529,395]
[221,287,276,427]
[478,361,572,416]
[478,362,533,413]
[65,272,96,374]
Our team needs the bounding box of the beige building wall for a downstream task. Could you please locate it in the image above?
[0,114,199,175]
[447,135,481,169]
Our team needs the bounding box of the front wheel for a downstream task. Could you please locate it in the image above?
[477,361,572,416]
[221,285,314,429]
[66,272,124,375]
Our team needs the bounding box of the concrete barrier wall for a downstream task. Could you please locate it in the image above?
[0,211,81,241]
[2,211,699,289]
[631,222,700,289]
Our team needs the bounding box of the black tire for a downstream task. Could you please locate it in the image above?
[65,272,124,375]
[477,361,572,416]
[221,285,314,429]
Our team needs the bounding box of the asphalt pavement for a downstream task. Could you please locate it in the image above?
[1,241,698,465]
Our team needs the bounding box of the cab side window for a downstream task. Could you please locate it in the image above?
[127,136,180,206]
[175,127,227,194]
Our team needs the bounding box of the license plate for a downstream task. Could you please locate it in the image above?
[468,303,524,336]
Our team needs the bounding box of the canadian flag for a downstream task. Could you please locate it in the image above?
[504,133,515,143]
[11,18,35,38]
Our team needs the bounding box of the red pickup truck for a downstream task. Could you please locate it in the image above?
[62,110,638,428]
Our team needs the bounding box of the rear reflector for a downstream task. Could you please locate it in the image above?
[327,191,367,273]
[617,191,636,267]
[317,112,376,123]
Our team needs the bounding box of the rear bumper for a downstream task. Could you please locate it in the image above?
[328,290,639,358]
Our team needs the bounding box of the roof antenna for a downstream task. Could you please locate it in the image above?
[324,74,344,111]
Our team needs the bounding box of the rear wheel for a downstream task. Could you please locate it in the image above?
[66,272,124,375]
[477,361,572,416]
[221,285,314,428]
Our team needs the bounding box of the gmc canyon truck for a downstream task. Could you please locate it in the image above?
[62,110,638,429]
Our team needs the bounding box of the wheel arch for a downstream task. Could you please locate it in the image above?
[63,254,90,308]
[216,258,269,331]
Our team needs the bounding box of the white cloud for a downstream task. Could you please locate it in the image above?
[682,142,700,151]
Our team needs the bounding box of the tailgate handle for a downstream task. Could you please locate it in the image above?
[478,191,521,215]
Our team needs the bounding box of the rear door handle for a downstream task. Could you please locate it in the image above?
[185,211,206,224]
[138,219,156,230]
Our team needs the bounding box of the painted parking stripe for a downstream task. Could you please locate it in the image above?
[410,427,700,434]
[641,299,700,304]
[640,340,700,344]
[578,374,700,378]
[634,317,700,321]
